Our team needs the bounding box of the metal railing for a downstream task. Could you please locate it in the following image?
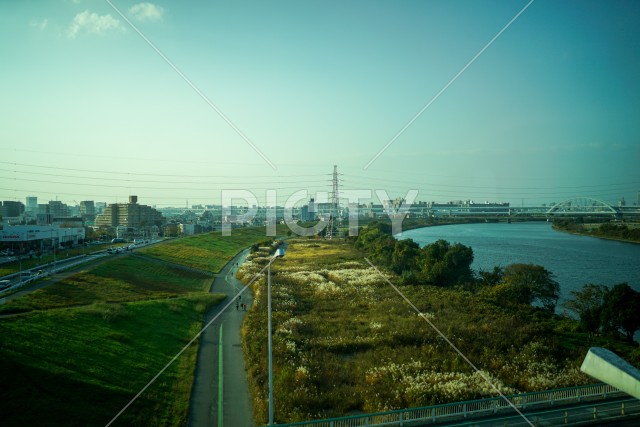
[441,398,640,426]
[270,383,625,427]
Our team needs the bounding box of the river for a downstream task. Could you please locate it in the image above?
[400,222,640,303]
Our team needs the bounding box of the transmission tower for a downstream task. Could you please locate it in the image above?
[327,165,339,239]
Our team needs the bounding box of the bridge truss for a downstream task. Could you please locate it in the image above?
[546,197,619,217]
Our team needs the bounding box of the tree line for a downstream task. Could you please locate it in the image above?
[563,283,640,342]
[554,219,640,243]
[353,222,639,342]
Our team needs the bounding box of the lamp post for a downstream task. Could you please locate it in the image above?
[267,247,285,425]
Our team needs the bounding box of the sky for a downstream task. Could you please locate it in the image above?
[1,0,639,208]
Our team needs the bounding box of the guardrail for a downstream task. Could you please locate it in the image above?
[271,383,625,427]
[442,398,640,426]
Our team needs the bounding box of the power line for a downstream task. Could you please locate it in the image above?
[0,161,327,180]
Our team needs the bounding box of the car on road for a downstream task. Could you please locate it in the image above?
[0,280,11,290]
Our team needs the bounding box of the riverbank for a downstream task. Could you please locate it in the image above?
[0,253,223,426]
[237,237,640,424]
[552,221,640,245]
[402,222,640,300]
[0,228,282,426]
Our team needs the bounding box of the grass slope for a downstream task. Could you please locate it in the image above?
[0,295,221,426]
[0,251,225,426]
[139,227,282,273]
[0,256,212,315]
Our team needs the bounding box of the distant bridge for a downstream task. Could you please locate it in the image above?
[546,197,619,217]
[269,383,640,427]
[420,197,638,219]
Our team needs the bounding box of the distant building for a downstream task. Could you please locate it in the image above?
[52,217,84,227]
[0,201,25,218]
[79,201,96,222]
[94,196,164,229]
[300,198,315,221]
[48,201,69,219]
[26,196,38,216]
[0,224,85,250]
[179,223,195,235]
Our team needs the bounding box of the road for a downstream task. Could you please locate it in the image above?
[189,248,254,427]
[0,253,113,303]
[434,396,640,426]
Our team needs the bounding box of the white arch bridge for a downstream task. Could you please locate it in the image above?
[546,197,620,217]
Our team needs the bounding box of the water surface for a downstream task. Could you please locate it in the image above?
[400,222,640,301]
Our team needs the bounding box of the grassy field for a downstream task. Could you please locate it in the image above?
[139,227,284,273]
[0,227,277,426]
[0,227,281,426]
[240,238,640,425]
[0,294,221,426]
[0,256,213,315]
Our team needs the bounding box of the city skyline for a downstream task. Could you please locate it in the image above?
[4,190,638,213]
[1,1,639,207]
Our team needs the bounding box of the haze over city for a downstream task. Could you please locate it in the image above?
[1,0,639,207]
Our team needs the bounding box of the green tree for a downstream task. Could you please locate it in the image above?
[499,264,560,312]
[355,222,396,266]
[479,266,504,286]
[563,283,608,333]
[601,283,640,342]
[417,240,474,286]
[354,222,391,250]
[390,238,420,275]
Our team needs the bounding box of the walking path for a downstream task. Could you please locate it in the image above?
[189,248,254,427]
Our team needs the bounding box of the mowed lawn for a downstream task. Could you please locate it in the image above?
[0,295,221,426]
[139,227,284,273]
[0,252,224,426]
[0,256,212,315]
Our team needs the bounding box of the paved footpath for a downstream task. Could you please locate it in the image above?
[189,248,254,427]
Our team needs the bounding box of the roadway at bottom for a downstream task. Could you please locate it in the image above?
[188,248,254,427]
[436,396,640,426]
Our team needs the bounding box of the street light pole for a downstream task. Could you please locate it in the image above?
[267,247,285,426]
[268,260,274,425]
